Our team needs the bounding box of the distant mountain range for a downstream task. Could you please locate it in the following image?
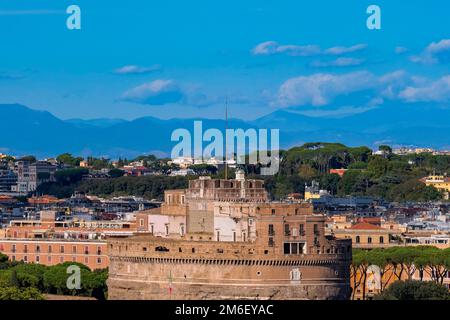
[1,103,450,158]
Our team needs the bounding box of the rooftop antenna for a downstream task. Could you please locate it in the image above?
[225,96,228,180]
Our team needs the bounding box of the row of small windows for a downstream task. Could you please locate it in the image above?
[270,208,302,215]
[11,244,102,254]
[149,224,185,236]
[270,224,307,237]
[355,236,384,244]
[283,242,306,255]
[10,255,103,264]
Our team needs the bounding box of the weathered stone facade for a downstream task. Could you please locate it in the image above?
[107,173,352,300]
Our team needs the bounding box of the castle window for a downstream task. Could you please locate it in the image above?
[356,236,360,243]
[291,243,298,254]
[368,237,372,244]
[379,236,384,244]
[216,230,220,242]
[192,248,195,253]
[313,224,319,235]
[271,209,276,215]
[300,223,306,235]
[179,247,182,253]
[299,243,305,254]
[295,209,299,215]
[139,218,144,227]
[268,224,275,236]
[165,224,169,236]
[155,246,169,252]
[264,250,269,254]
[284,224,290,236]
[233,231,236,242]
[268,237,274,247]
[284,242,304,255]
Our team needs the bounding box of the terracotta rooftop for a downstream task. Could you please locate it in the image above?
[350,222,383,230]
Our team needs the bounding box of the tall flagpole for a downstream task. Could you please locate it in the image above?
[225,97,228,180]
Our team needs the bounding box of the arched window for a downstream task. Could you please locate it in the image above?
[355,236,360,243]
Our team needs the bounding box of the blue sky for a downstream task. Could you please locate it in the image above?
[0,0,449,120]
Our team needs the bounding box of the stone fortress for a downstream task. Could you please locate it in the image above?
[107,171,352,300]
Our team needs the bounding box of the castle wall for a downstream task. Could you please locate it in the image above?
[107,237,351,300]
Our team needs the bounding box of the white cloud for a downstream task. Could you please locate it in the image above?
[276,71,376,107]
[411,39,450,64]
[120,80,249,107]
[120,80,184,105]
[310,57,364,68]
[324,44,367,55]
[274,70,415,108]
[275,44,321,56]
[399,75,450,103]
[252,41,366,57]
[395,46,408,54]
[252,41,279,55]
[251,41,320,56]
[114,64,161,75]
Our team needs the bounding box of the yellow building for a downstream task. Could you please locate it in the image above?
[423,175,450,199]
[304,181,329,201]
[333,222,400,249]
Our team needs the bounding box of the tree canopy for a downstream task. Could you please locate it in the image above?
[375,280,450,300]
